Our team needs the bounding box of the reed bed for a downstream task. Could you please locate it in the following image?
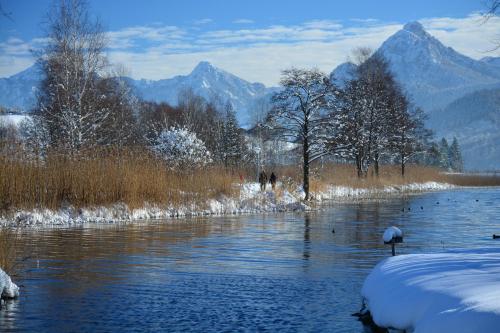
[274,163,500,193]
[0,147,238,212]
[1,147,500,213]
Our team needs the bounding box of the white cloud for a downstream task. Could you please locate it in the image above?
[420,13,500,57]
[193,18,213,25]
[233,19,254,24]
[108,24,400,85]
[2,14,500,84]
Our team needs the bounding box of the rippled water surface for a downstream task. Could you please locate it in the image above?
[1,188,500,332]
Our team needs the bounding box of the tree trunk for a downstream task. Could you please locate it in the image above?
[401,154,405,177]
[303,123,310,201]
[356,154,363,178]
[374,151,380,178]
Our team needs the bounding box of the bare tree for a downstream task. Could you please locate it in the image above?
[483,0,500,49]
[338,51,397,177]
[388,95,431,176]
[485,0,499,17]
[0,2,13,21]
[267,68,337,201]
[37,0,119,152]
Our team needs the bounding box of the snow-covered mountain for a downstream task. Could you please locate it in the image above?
[0,61,274,127]
[0,65,42,112]
[332,22,500,111]
[127,61,275,127]
[331,21,500,170]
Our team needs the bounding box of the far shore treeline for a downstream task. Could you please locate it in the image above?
[0,0,485,211]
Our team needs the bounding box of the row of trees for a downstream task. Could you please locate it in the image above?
[16,0,251,169]
[139,92,251,168]
[266,50,434,200]
[424,137,464,172]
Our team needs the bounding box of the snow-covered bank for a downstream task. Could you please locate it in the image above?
[362,249,500,333]
[317,181,454,201]
[0,268,19,300]
[0,181,453,227]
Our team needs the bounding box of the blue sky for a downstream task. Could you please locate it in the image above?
[1,0,499,85]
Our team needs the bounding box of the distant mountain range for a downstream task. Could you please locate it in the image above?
[0,64,41,113]
[1,21,500,169]
[124,61,276,126]
[0,61,275,127]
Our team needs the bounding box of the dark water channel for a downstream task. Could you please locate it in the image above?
[1,188,500,332]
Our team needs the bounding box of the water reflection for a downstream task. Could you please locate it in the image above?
[303,214,311,261]
[1,188,499,332]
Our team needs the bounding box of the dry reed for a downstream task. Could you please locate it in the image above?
[1,148,499,214]
[0,147,237,212]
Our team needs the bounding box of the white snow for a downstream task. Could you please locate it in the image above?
[0,181,453,227]
[0,268,19,299]
[0,114,30,127]
[382,226,402,243]
[362,248,500,332]
[317,182,453,201]
[152,127,212,168]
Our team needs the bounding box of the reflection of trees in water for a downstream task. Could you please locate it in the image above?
[303,214,311,261]
[338,200,407,250]
[15,220,239,299]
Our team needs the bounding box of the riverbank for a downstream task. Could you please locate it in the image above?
[0,181,454,227]
[361,248,500,333]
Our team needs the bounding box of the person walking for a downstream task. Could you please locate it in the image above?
[258,170,268,191]
[269,172,277,191]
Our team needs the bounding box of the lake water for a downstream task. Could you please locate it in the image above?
[1,188,500,332]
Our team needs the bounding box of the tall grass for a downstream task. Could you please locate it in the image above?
[0,147,237,212]
[1,147,500,214]
[273,163,500,193]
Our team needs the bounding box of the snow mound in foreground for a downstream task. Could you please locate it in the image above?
[362,249,500,332]
[0,268,19,299]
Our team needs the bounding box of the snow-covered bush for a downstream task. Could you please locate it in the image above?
[151,127,212,169]
[19,117,50,158]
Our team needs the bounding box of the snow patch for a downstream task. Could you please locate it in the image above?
[362,249,500,332]
[1,181,453,227]
[382,226,402,243]
[0,268,19,299]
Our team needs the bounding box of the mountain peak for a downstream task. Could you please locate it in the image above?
[192,61,217,74]
[402,21,428,37]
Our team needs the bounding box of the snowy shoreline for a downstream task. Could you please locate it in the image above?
[0,181,454,228]
[361,248,500,333]
[0,268,19,301]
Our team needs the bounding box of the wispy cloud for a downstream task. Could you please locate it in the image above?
[193,18,213,25]
[1,14,499,85]
[233,19,254,24]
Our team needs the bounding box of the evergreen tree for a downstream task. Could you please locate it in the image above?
[425,142,441,167]
[222,103,243,167]
[449,137,464,172]
[438,138,450,169]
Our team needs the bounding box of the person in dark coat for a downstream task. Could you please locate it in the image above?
[269,172,277,191]
[258,170,268,191]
